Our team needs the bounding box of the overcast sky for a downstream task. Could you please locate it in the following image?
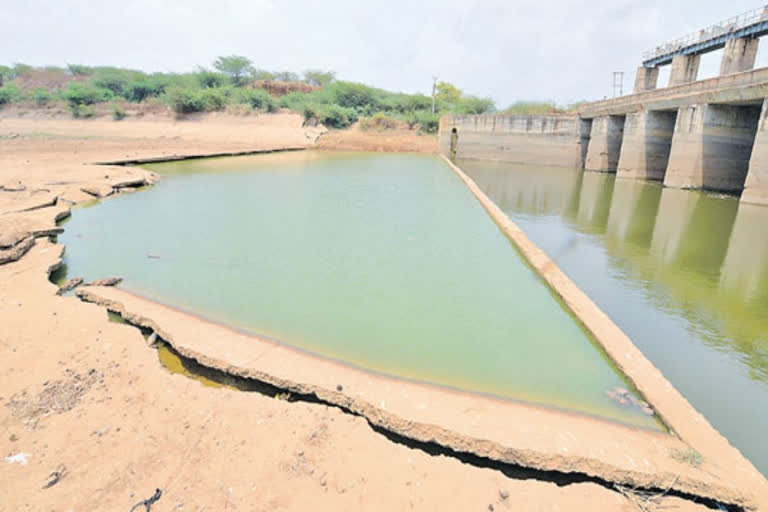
[3,1,768,107]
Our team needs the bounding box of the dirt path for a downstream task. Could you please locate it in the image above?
[0,113,745,511]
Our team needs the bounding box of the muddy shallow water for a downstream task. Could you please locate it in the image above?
[58,151,658,428]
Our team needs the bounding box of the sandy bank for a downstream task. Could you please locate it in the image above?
[0,113,759,510]
[75,284,756,506]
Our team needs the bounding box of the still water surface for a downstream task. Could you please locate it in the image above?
[460,159,768,476]
[58,151,657,428]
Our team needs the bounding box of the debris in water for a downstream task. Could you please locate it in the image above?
[604,386,655,417]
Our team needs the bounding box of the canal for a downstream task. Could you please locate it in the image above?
[460,159,768,476]
[57,151,658,428]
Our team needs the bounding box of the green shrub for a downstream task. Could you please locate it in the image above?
[0,84,22,106]
[360,113,398,131]
[404,111,421,130]
[111,104,126,120]
[381,93,432,114]
[304,103,358,129]
[165,86,205,114]
[415,111,440,133]
[456,96,495,115]
[32,87,51,106]
[273,71,299,82]
[164,86,234,113]
[67,64,92,76]
[501,101,563,115]
[72,104,94,118]
[199,87,230,111]
[62,82,111,108]
[92,72,129,96]
[303,70,335,87]
[196,69,227,89]
[0,65,11,86]
[125,79,166,102]
[11,63,32,78]
[279,91,310,110]
[213,55,252,86]
[250,69,275,81]
[236,88,277,112]
[327,81,379,113]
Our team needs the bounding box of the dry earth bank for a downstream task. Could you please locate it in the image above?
[0,112,746,510]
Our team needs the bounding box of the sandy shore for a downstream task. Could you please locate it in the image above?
[0,113,762,510]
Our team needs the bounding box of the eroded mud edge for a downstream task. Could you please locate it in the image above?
[75,287,747,510]
[92,146,308,166]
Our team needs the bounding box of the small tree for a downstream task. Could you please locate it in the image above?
[196,67,227,88]
[213,55,252,86]
[273,71,299,82]
[11,63,32,78]
[435,81,462,111]
[457,96,495,115]
[303,70,335,87]
[67,64,92,76]
[250,69,275,81]
[0,65,11,86]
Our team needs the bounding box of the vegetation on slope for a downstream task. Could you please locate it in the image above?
[500,101,588,115]
[0,57,496,133]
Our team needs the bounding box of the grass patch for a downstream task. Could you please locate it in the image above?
[111,104,126,120]
[670,448,704,467]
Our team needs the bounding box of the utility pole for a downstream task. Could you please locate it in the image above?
[431,76,438,114]
[612,71,624,97]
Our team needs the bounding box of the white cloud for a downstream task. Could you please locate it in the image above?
[1,0,763,106]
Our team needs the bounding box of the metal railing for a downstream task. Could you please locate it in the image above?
[642,5,768,61]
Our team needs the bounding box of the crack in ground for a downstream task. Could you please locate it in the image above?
[103,308,736,511]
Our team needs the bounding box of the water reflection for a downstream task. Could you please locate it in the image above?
[461,160,768,475]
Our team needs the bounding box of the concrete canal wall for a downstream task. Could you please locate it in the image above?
[438,114,589,168]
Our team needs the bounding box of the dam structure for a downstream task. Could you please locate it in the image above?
[440,5,768,206]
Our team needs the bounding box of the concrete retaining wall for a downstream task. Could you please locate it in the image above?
[585,115,625,173]
[665,104,760,192]
[616,110,677,181]
[438,114,588,168]
[743,98,768,205]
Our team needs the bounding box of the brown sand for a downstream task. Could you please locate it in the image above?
[315,123,439,153]
[0,112,754,510]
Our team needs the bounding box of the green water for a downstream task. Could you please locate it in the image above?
[459,159,768,476]
[58,151,658,428]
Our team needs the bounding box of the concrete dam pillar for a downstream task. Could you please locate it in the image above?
[742,98,768,205]
[720,37,759,76]
[584,115,625,173]
[616,110,676,181]
[664,103,761,192]
[668,54,700,86]
[633,66,659,93]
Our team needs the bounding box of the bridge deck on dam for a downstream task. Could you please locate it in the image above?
[579,66,768,118]
[441,64,768,205]
[643,5,768,67]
